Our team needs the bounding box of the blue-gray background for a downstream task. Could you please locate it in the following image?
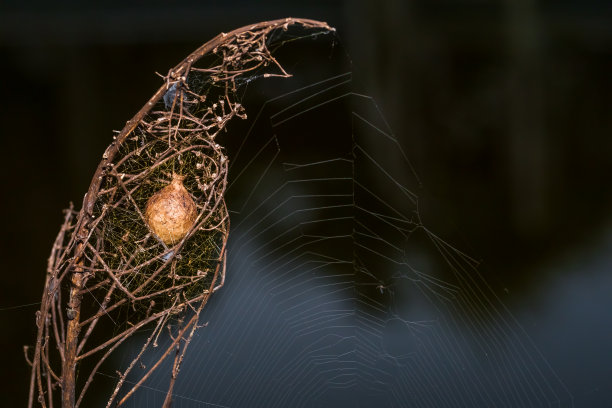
[1,1,611,407]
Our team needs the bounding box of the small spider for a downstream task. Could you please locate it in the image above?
[376,284,387,294]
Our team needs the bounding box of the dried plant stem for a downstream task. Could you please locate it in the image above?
[61,249,86,407]
[27,17,334,408]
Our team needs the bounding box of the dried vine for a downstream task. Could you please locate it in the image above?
[26,18,334,408]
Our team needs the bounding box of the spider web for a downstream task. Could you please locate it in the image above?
[26,20,337,408]
[91,26,574,407]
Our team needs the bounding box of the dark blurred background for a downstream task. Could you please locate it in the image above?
[1,0,611,406]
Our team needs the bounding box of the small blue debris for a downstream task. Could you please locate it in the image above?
[163,83,178,110]
[162,251,174,262]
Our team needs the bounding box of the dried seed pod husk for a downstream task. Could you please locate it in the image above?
[145,174,197,244]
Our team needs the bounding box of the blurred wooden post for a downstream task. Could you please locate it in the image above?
[505,0,549,239]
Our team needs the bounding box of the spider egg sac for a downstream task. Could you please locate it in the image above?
[145,174,197,245]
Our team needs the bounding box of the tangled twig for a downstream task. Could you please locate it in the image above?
[26,18,334,408]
